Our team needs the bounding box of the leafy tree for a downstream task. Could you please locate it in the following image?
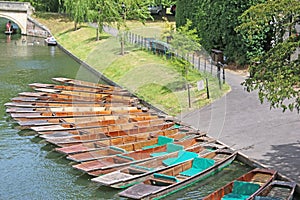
[64,0,89,30]
[237,0,300,112]
[176,0,262,65]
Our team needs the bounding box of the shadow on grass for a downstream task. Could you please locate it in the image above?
[258,142,300,183]
[83,35,111,43]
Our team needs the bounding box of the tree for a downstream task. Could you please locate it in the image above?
[64,0,89,30]
[176,0,262,65]
[167,19,202,107]
[237,0,300,112]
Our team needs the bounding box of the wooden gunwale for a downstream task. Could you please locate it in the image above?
[118,150,237,199]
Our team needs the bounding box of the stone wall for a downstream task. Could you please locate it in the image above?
[26,16,50,38]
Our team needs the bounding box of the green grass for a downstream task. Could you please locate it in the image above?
[34,13,230,116]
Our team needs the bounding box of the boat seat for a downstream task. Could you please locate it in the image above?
[116,154,135,161]
[179,157,215,177]
[150,143,184,157]
[109,146,127,153]
[142,136,174,150]
[162,150,198,166]
[153,173,179,183]
[222,181,260,200]
[130,165,154,172]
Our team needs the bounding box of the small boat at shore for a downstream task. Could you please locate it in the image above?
[72,137,210,176]
[55,128,182,154]
[249,180,296,200]
[201,168,277,200]
[52,77,121,91]
[29,82,130,96]
[44,36,57,46]
[45,122,175,146]
[118,150,237,199]
[94,149,234,189]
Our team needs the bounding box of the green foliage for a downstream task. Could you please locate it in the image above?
[239,0,300,112]
[8,0,63,12]
[176,0,261,65]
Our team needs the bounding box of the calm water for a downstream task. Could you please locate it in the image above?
[0,21,297,199]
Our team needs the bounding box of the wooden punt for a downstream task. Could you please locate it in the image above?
[17,91,136,103]
[5,101,131,109]
[28,82,130,96]
[72,137,209,176]
[6,105,141,114]
[118,150,237,199]
[66,132,188,162]
[249,180,296,200]
[45,122,176,146]
[200,168,277,200]
[9,109,153,122]
[93,147,231,189]
[36,118,168,136]
[55,129,182,154]
[16,114,159,129]
[52,77,124,91]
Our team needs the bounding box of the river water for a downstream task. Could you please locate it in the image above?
[1,22,294,199]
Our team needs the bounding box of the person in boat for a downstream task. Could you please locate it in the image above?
[6,21,12,32]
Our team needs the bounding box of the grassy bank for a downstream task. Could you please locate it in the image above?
[35,13,230,115]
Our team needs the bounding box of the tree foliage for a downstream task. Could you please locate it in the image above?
[237,0,300,112]
[176,0,262,65]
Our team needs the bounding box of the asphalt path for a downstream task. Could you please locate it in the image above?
[178,70,300,183]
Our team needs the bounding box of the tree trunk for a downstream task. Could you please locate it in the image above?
[120,37,125,56]
[96,27,99,41]
[74,22,77,31]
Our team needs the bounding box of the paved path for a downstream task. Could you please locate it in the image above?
[178,70,300,183]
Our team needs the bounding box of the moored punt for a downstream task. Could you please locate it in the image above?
[73,137,206,176]
[16,114,160,129]
[52,77,124,91]
[29,82,130,95]
[201,168,277,200]
[17,91,137,104]
[32,118,166,134]
[93,148,233,189]
[66,133,188,162]
[118,150,237,199]
[9,109,153,122]
[45,122,176,146]
[249,180,296,200]
[55,128,194,152]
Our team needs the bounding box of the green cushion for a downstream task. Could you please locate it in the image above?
[153,173,179,182]
[162,150,198,166]
[232,181,260,195]
[166,143,184,153]
[151,152,169,157]
[192,157,215,170]
[142,136,174,150]
[179,157,215,177]
[157,136,174,145]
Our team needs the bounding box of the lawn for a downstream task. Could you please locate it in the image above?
[34,13,230,116]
